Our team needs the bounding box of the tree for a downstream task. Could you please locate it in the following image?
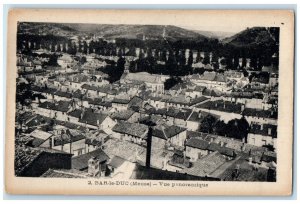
[213,120,227,136]
[57,44,61,52]
[196,50,201,62]
[242,57,247,68]
[78,40,83,53]
[199,115,218,134]
[164,76,182,90]
[83,41,88,54]
[46,55,59,66]
[62,43,67,52]
[188,50,193,67]
[51,42,56,52]
[203,52,210,65]
[226,116,250,142]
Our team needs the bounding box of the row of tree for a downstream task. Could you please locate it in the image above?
[199,115,250,142]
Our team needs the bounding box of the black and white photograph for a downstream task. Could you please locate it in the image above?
[5,9,294,196]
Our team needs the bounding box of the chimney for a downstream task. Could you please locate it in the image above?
[241,104,245,112]
[80,110,84,119]
[220,141,224,147]
[198,111,202,119]
[146,126,153,168]
[248,157,253,164]
[268,128,272,135]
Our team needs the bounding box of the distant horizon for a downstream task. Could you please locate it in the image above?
[19,22,249,36]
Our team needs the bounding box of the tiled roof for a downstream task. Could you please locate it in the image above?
[130,164,216,180]
[207,143,236,157]
[102,138,146,162]
[196,100,243,114]
[112,121,148,138]
[153,125,187,140]
[15,146,71,176]
[68,109,83,118]
[112,97,131,104]
[53,130,85,146]
[187,110,220,123]
[108,156,126,168]
[85,130,109,146]
[42,169,87,178]
[180,151,227,177]
[185,138,209,150]
[243,108,278,119]
[110,109,135,121]
[72,148,109,170]
[79,110,108,127]
[38,101,71,113]
[249,123,277,138]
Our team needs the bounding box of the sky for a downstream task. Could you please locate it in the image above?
[181,25,247,34]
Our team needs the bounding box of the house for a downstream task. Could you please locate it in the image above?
[106,155,137,178]
[120,72,167,94]
[15,145,72,177]
[85,130,109,153]
[72,148,109,175]
[152,125,187,148]
[185,137,210,161]
[87,98,112,112]
[67,74,89,90]
[57,54,74,69]
[166,150,190,172]
[130,164,215,181]
[78,109,116,133]
[111,97,131,111]
[112,121,148,145]
[186,110,220,131]
[247,123,277,150]
[37,100,72,121]
[25,129,53,148]
[180,151,228,178]
[207,142,236,160]
[189,72,227,90]
[102,138,146,163]
[51,129,86,156]
[110,109,140,123]
[196,100,244,123]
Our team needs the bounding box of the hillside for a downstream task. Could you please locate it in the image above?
[222,27,279,47]
[18,22,209,41]
[17,22,78,36]
[193,30,235,40]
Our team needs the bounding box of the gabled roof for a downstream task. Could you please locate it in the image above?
[249,123,277,138]
[68,109,83,118]
[79,110,108,127]
[15,146,71,176]
[185,138,209,150]
[72,148,109,170]
[110,109,135,121]
[29,129,52,141]
[108,156,126,168]
[53,130,85,146]
[153,125,187,140]
[180,151,227,177]
[207,143,236,157]
[112,121,148,138]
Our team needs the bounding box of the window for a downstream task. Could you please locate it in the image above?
[262,140,267,146]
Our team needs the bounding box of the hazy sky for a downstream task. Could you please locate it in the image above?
[181,25,247,34]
